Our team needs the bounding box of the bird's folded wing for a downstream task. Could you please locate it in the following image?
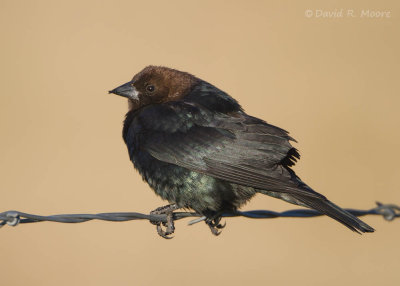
[135,102,324,199]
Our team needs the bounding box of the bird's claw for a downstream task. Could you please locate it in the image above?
[156,223,174,239]
[206,217,226,236]
[150,204,179,239]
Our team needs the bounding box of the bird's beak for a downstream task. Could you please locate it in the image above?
[109,82,139,100]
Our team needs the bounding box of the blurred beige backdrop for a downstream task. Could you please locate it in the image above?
[0,0,399,285]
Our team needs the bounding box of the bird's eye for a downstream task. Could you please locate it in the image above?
[146,85,155,92]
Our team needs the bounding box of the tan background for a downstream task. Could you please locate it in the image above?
[1,0,399,285]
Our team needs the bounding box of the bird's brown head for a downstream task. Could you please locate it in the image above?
[109,66,199,110]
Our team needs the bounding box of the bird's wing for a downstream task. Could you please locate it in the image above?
[132,101,324,199]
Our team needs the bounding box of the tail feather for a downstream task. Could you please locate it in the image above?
[257,188,375,233]
[291,194,375,233]
[268,168,375,233]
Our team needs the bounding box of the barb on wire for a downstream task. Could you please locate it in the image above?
[0,202,398,229]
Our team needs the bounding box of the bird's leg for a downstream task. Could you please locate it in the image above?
[205,215,226,236]
[150,204,179,239]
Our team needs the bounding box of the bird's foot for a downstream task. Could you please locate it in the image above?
[150,204,179,239]
[206,216,226,236]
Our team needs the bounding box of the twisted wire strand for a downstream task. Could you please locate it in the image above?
[0,202,398,228]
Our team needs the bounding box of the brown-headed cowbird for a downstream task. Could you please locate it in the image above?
[109,66,374,238]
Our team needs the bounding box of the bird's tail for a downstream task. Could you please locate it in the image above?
[291,193,375,233]
[258,189,374,233]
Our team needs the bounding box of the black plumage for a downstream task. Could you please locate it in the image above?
[110,66,374,237]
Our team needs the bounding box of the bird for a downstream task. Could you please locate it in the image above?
[109,66,374,238]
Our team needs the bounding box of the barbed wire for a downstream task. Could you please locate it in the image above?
[0,202,399,229]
